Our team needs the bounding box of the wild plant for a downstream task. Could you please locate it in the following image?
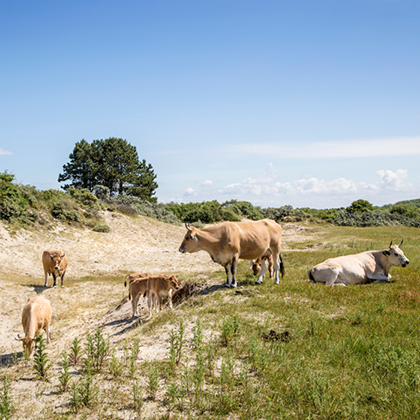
[205,334,218,377]
[0,376,13,420]
[129,338,140,377]
[33,334,52,381]
[132,381,143,414]
[69,336,82,366]
[221,315,239,347]
[147,366,159,401]
[57,351,72,393]
[109,349,124,378]
[168,321,185,371]
[70,372,99,412]
[85,328,110,373]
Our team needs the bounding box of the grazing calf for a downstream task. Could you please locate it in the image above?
[16,296,52,358]
[43,249,68,287]
[251,253,274,278]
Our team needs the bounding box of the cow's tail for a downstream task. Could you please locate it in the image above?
[309,268,316,283]
[279,252,285,278]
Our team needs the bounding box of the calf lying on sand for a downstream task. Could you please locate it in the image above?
[16,295,52,358]
[128,275,180,318]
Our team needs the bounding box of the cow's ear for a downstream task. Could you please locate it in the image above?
[383,250,391,256]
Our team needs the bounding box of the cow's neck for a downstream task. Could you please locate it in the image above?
[196,231,223,255]
[25,306,37,338]
[378,251,391,276]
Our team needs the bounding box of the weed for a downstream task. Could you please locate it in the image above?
[129,338,140,377]
[70,372,99,412]
[0,376,13,420]
[147,365,160,401]
[167,321,185,371]
[69,337,82,366]
[109,349,124,378]
[33,334,52,381]
[84,329,110,373]
[132,381,143,414]
[57,351,72,393]
[221,315,239,346]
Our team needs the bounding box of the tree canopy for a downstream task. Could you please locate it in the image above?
[58,138,158,201]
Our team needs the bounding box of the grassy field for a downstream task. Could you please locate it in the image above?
[1,224,420,419]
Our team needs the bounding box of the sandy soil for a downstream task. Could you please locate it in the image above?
[0,214,310,418]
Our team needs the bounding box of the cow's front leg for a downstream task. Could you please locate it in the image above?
[368,272,390,282]
[224,265,232,287]
[44,272,48,287]
[230,256,238,288]
[52,273,57,287]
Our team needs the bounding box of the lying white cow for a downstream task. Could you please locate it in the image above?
[309,241,409,286]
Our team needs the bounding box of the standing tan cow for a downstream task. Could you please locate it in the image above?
[309,241,409,286]
[42,249,68,287]
[179,219,284,287]
[16,295,52,358]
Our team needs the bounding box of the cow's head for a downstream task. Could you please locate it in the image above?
[15,334,36,358]
[168,275,180,290]
[252,261,261,276]
[179,224,200,254]
[383,240,410,267]
[50,253,65,271]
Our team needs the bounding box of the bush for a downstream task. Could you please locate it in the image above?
[92,224,110,233]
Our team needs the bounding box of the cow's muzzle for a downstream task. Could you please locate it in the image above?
[402,260,410,267]
[54,266,60,270]
[178,247,185,253]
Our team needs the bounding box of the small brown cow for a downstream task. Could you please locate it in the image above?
[124,272,152,288]
[43,249,68,287]
[251,253,274,278]
[128,275,180,318]
[16,295,52,358]
[147,275,180,313]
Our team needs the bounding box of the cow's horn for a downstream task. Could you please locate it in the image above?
[398,239,403,247]
[15,334,23,341]
[389,241,393,248]
[185,223,192,231]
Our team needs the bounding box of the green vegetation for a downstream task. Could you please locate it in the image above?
[1,170,420,229]
[58,138,158,200]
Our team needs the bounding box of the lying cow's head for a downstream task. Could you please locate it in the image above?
[383,240,410,268]
[179,224,200,254]
[50,253,66,271]
[15,335,36,358]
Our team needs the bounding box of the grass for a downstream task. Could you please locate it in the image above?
[2,224,420,418]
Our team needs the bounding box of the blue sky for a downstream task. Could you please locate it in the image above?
[1,0,419,209]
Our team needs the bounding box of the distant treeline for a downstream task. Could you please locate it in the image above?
[1,172,419,229]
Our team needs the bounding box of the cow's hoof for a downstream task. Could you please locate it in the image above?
[231,283,237,288]
[223,283,231,288]
[255,281,262,285]
[274,280,280,285]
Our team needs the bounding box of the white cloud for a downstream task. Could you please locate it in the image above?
[202,180,213,186]
[218,165,414,202]
[183,188,197,197]
[377,169,412,191]
[228,136,420,160]
[0,148,12,155]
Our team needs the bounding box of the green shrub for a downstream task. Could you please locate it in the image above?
[92,224,110,233]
